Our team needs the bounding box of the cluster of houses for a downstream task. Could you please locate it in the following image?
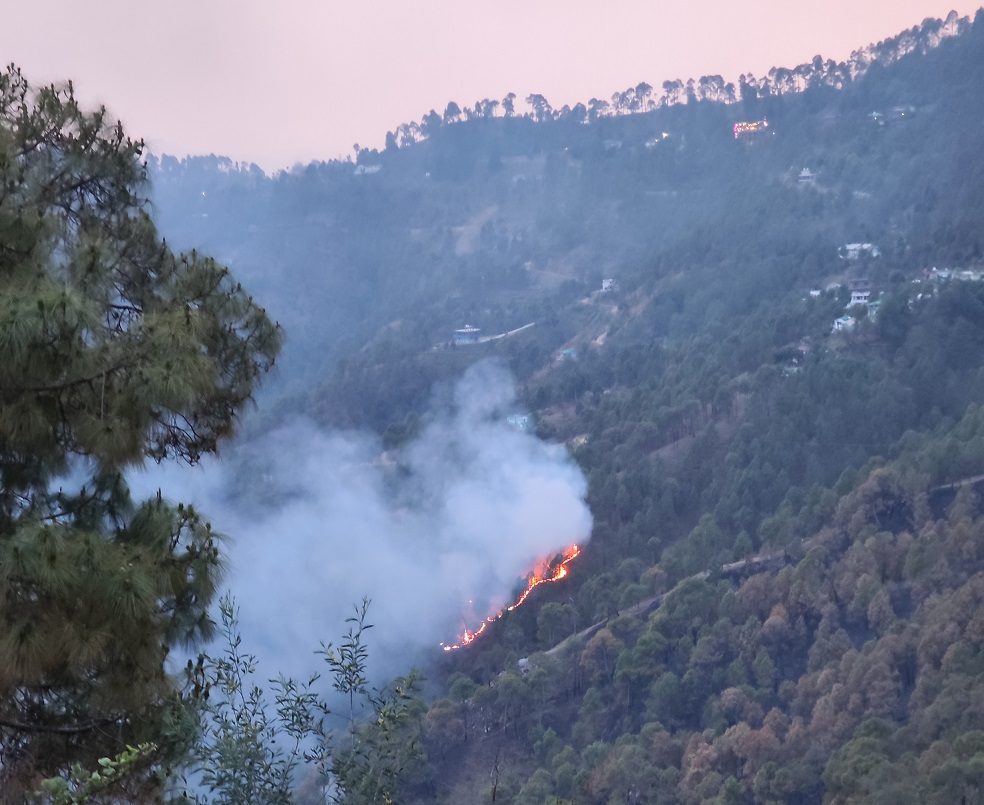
[828,264,984,333]
[926,266,984,282]
[826,241,884,332]
[825,278,882,333]
[833,279,881,333]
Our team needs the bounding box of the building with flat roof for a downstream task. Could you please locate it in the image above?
[734,118,769,140]
[453,325,481,345]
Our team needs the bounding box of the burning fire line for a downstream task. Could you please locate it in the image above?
[440,545,581,652]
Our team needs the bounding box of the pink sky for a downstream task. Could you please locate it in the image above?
[2,1,979,171]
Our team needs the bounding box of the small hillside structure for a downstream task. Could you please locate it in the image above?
[453,325,481,345]
[601,278,618,292]
[929,267,984,282]
[840,243,881,260]
[798,168,816,184]
[734,119,770,141]
[507,414,533,432]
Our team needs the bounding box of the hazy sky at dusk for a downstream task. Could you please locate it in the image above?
[3,1,979,171]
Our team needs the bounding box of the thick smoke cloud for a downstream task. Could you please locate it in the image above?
[130,361,593,680]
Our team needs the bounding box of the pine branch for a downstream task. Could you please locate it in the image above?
[0,363,126,395]
[0,716,118,735]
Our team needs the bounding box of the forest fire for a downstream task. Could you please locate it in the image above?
[440,545,581,652]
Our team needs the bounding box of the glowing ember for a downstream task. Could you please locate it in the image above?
[440,545,581,651]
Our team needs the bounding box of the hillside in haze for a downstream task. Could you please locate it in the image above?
[37,7,984,803]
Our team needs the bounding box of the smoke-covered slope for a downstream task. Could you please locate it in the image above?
[149,11,984,803]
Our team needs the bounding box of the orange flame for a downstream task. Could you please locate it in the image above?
[440,545,581,651]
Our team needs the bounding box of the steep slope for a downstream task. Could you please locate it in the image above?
[149,11,984,803]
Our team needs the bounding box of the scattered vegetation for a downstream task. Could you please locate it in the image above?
[5,8,984,803]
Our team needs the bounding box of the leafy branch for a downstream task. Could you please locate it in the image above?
[185,595,422,805]
[33,743,158,805]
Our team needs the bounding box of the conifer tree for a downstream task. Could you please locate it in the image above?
[0,65,281,799]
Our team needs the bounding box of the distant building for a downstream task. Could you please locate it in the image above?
[798,168,816,184]
[453,325,481,345]
[846,279,873,307]
[601,278,618,292]
[840,243,880,260]
[847,278,873,292]
[833,316,855,332]
[507,414,533,433]
[354,164,382,175]
[929,266,984,282]
[848,289,871,307]
[734,118,769,140]
[809,289,822,297]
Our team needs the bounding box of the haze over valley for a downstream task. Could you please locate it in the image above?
[4,5,984,804]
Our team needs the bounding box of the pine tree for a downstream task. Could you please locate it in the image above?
[0,65,281,799]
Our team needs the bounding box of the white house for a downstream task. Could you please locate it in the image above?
[833,316,855,332]
[506,414,533,433]
[840,243,881,260]
[453,325,481,345]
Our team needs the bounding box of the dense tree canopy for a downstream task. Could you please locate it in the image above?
[0,66,281,799]
[3,6,983,803]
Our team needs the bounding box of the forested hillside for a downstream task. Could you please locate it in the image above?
[142,9,984,803]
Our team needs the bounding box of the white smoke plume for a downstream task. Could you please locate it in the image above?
[130,361,593,680]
